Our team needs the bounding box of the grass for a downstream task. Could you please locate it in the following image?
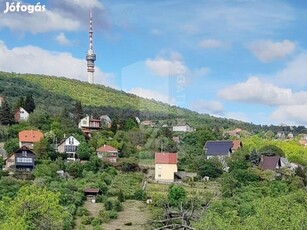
[102,200,151,230]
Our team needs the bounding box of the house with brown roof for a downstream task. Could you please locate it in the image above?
[18,130,43,149]
[96,144,119,163]
[259,155,281,171]
[232,140,243,151]
[155,152,177,182]
[5,145,36,171]
[78,115,101,137]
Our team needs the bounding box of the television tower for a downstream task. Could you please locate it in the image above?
[86,11,96,84]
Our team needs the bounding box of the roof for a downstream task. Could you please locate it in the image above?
[204,140,233,156]
[18,130,43,143]
[259,155,280,170]
[84,188,100,194]
[232,140,242,150]
[96,145,118,152]
[155,152,177,164]
[5,145,35,161]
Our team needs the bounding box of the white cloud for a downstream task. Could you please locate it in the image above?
[224,112,250,123]
[276,53,307,86]
[218,77,307,106]
[271,105,307,126]
[55,33,72,45]
[248,40,295,62]
[0,0,106,34]
[190,99,224,115]
[0,41,116,87]
[128,87,175,105]
[145,52,188,77]
[198,39,225,49]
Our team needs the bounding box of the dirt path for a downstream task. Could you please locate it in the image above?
[102,200,151,230]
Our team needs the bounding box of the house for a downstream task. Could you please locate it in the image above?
[96,144,119,163]
[100,115,112,128]
[259,155,281,171]
[78,115,101,136]
[18,130,44,149]
[14,107,29,122]
[172,124,195,132]
[140,120,155,127]
[57,135,80,160]
[84,188,101,203]
[5,145,36,171]
[226,128,242,137]
[155,152,177,182]
[232,140,243,151]
[203,140,233,160]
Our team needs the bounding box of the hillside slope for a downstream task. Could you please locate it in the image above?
[0,71,248,128]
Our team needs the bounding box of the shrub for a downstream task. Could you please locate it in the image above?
[98,209,110,223]
[81,216,93,225]
[91,217,103,226]
[104,199,113,211]
[133,189,146,201]
[95,194,107,203]
[108,210,118,219]
[76,207,90,217]
[118,190,125,202]
[114,200,123,212]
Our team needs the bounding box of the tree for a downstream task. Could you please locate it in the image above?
[14,96,25,111]
[24,94,35,113]
[258,145,285,157]
[198,157,224,179]
[0,185,67,230]
[77,143,93,160]
[0,99,13,125]
[168,184,186,207]
[4,138,19,155]
[249,149,260,166]
[74,100,83,122]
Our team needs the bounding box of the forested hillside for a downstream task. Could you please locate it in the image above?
[0,71,253,129]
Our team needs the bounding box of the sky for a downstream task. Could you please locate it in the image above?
[1,0,307,126]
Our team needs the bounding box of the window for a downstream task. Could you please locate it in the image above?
[16,158,32,163]
[65,145,77,153]
[22,151,27,156]
[69,137,74,145]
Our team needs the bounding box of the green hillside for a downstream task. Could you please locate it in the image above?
[0,71,252,129]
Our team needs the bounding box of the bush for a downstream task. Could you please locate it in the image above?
[98,209,110,223]
[118,190,125,202]
[104,199,113,210]
[91,217,103,226]
[133,189,146,201]
[76,207,90,217]
[114,200,123,212]
[108,210,118,219]
[81,216,94,225]
[95,194,107,203]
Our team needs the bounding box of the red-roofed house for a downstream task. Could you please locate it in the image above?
[18,130,44,149]
[155,152,178,182]
[96,145,119,163]
[232,140,243,151]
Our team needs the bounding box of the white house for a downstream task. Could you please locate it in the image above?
[57,135,80,160]
[172,124,194,132]
[155,152,178,182]
[14,107,29,122]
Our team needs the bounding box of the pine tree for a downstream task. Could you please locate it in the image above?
[74,101,83,121]
[0,99,14,125]
[14,96,25,111]
[24,94,35,113]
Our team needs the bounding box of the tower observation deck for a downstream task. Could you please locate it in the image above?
[86,11,96,84]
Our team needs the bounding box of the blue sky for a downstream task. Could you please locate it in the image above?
[1,0,307,126]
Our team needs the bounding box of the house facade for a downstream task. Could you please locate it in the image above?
[78,115,101,136]
[14,107,29,122]
[96,145,119,163]
[5,146,36,171]
[172,124,194,132]
[155,152,177,182]
[57,135,80,160]
[18,130,44,149]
